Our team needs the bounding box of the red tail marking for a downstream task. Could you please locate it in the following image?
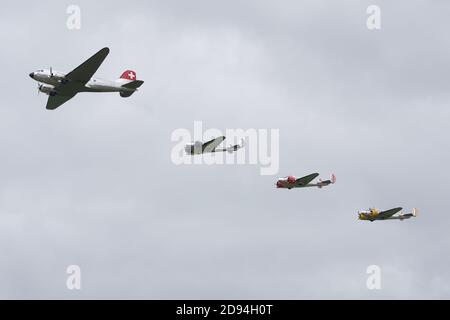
[120,70,137,80]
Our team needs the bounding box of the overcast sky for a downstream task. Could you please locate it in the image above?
[1,0,450,299]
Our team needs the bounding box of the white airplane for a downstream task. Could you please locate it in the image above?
[29,47,144,110]
[185,136,245,155]
[276,173,336,189]
[358,207,418,222]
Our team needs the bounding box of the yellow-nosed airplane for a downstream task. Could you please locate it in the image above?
[358,207,418,222]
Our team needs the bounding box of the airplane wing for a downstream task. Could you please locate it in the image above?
[46,94,77,110]
[295,173,319,186]
[46,48,110,109]
[378,207,403,219]
[65,47,110,84]
[203,136,226,153]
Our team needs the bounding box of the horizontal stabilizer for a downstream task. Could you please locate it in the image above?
[122,80,144,89]
[120,91,135,98]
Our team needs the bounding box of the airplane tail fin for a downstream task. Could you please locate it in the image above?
[331,173,336,184]
[401,208,418,220]
[118,70,138,82]
[226,138,245,153]
[116,70,142,86]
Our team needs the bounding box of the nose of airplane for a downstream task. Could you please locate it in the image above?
[29,72,34,79]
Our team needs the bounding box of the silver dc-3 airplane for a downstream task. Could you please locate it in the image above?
[185,136,245,155]
[276,173,336,189]
[29,47,144,110]
[358,207,418,222]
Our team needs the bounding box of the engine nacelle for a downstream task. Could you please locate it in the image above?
[287,176,296,184]
[38,84,57,96]
[194,141,203,148]
[185,141,203,154]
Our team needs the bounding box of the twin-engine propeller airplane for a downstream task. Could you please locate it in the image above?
[358,207,418,222]
[276,173,336,189]
[29,47,144,110]
[185,136,245,155]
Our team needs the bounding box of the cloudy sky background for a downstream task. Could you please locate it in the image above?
[1,0,449,299]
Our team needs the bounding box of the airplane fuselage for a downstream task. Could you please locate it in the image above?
[276,177,333,189]
[276,179,320,189]
[184,144,230,155]
[358,209,416,221]
[30,69,135,94]
[184,139,244,155]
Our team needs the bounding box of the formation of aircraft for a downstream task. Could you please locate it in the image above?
[185,136,245,155]
[29,47,144,110]
[29,48,419,223]
[358,207,418,222]
[276,173,336,189]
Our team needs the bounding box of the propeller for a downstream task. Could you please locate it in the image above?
[37,84,42,95]
[49,67,54,78]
